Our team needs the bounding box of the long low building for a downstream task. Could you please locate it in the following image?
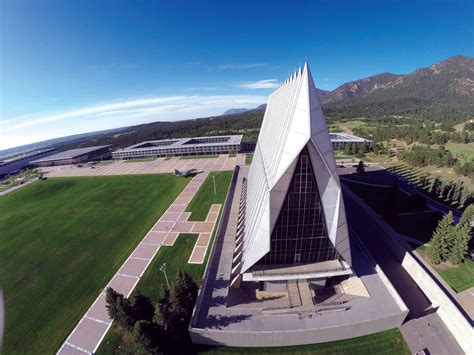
[0,148,58,176]
[329,132,372,150]
[112,133,370,160]
[112,135,243,159]
[31,145,112,167]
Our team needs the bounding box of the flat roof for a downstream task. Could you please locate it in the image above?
[117,135,243,152]
[329,132,373,142]
[31,145,111,163]
[0,148,57,164]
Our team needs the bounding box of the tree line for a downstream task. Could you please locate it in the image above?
[398,146,473,182]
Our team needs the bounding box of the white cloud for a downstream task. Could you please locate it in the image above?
[0,94,267,150]
[209,63,268,71]
[238,79,279,89]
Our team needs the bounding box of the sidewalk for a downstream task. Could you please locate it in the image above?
[57,171,221,354]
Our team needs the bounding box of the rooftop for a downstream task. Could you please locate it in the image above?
[118,135,243,152]
[329,132,372,142]
[31,145,111,163]
[0,148,57,164]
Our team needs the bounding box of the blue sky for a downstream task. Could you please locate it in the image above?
[1,0,473,150]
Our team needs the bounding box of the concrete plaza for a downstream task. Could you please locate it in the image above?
[41,154,245,177]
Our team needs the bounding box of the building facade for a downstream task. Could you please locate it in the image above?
[31,145,112,167]
[112,135,242,159]
[0,148,58,176]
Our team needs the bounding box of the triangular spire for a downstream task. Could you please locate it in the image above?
[242,61,352,273]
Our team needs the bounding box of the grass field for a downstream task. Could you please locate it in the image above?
[245,153,253,165]
[229,152,237,157]
[445,142,474,161]
[186,171,233,221]
[123,157,155,163]
[0,174,189,354]
[438,260,474,293]
[180,154,219,160]
[194,328,409,354]
[417,248,474,293]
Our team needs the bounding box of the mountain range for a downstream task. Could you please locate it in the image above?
[2,55,473,156]
[227,55,474,120]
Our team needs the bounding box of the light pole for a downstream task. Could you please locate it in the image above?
[160,263,170,289]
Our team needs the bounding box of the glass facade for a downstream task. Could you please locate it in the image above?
[257,146,340,265]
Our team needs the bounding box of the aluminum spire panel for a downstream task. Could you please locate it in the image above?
[241,63,352,273]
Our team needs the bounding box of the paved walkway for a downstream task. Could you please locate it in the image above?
[42,154,245,178]
[57,171,222,354]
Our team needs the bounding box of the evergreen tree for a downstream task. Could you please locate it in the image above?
[356,160,365,174]
[430,177,442,195]
[114,296,135,331]
[154,271,198,343]
[105,287,120,319]
[104,288,135,331]
[154,285,172,331]
[448,224,470,265]
[131,320,166,354]
[427,212,453,264]
[459,203,474,229]
[132,291,155,322]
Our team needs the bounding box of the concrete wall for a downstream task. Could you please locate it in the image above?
[343,187,474,354]
[190,312,407,347]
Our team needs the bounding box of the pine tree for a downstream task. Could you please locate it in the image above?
[427,211,453,264]
[105,287,121,319]
[154,271,198,343]
[131,291,155,322]
[154,284,172,331]
[459,203,474,229]
[131,320,168,354]
[448,224,470,265]
[356,160,365,174]
[430,176,442,195]
[114,296,135,331]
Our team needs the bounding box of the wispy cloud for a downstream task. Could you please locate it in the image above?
[209,63,268,71]
[0,94,267,150]
[238,79,279,89]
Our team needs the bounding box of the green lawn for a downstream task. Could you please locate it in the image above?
[180,154,219,160]
[123,157,156,163]
[195,328,409,354]
[186,171,233,221]
[445,142,474,161]
[438,260,474,293]
[0,174,189,354]
[229,152,237,158]
[245,153,253,165]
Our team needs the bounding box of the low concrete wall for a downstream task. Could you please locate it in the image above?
[190,166,240,328]
[343,186,473,354]
[190,313,407,347]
